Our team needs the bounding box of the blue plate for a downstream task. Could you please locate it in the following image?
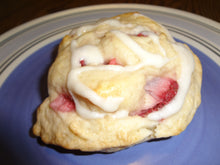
[0,4,220,165]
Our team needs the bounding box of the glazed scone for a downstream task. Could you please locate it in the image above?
[33,12,202,152]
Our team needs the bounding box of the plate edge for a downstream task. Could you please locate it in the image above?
[0,3,219,43]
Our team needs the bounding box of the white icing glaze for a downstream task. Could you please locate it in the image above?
[126,25,150,35]
[68,68,124,113]
[70,24,96,37]
[67,13,195,120]
[111,31,168,67]
[71,41,104,68]
[147,43,195,120]
[70,93,106,118]
[142,31,166,56]
[70,16,150,37]
[101,19,133,28]
[111,110,129,119]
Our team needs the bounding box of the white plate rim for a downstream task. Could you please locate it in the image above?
[0,3,219,88]
[1,3,220,43]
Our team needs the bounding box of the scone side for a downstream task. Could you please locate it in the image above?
[33,98,158,151]
[155,52,202,138]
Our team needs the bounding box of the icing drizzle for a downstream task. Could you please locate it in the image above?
[67,14,195,120]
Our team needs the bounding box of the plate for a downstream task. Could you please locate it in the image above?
[0,4,220,165]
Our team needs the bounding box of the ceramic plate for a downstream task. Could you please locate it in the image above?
[0,4,220,165]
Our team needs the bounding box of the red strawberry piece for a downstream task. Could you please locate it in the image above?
[129,102,163,117]
[108,58,119,65]
[50,94,75,112]
[80,59,86,66]
[145,77,178,103]
[130,77,178,117]
[137,33,148,37]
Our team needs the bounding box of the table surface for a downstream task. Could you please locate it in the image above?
[0,0,219,35]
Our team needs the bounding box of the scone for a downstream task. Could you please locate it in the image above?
[33,12,202,152]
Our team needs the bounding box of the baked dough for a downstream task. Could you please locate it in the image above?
[33,12,202,152]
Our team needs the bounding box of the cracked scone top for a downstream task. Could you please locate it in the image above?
[33,12,202,152]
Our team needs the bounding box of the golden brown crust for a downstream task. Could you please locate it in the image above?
[33,12,202,152]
